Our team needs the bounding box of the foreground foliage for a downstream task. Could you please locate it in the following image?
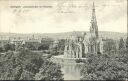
[0,49,63,80]
[81,50,128,80]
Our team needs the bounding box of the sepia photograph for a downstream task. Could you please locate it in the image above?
[0,0,127,80]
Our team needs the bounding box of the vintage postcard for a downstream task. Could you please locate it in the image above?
[0,0,127,80]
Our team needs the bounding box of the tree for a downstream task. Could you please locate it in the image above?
[39,38,53,50]
[58,39,65,51]
[25,43,37,50]
[49,40,59,55]
[0,47,3,52]
[103,39,117,53]
[35,62,63,80]
[50,39,66,55]
[3,44,15,52]
[126,37,128,50]
[0,49,63,80]
[38,44,49,50]
[81,52,128,80]
[118,38,125,50]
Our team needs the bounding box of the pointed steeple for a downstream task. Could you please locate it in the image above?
[90,2,99,38]
[92,2,95,10]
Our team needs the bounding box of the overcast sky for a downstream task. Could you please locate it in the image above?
[0,0,127,33]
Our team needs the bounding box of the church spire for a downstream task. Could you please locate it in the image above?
[93,2,95,10]
[90,2,99,38]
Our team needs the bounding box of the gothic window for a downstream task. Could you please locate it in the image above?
[67,46,69,50]
[78,53,79,58]
[74,52,76,58]
[91,45,94,53]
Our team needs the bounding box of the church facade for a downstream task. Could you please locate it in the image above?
[64,3,104,58]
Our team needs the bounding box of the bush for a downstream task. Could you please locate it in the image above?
[81,51,128,80]
[0,49,63,80]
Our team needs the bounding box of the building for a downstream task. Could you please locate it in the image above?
[10,37,25,45]
[64,2,104,58]
[0,40,10,47]
[24,35,41,50]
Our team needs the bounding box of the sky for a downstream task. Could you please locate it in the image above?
[0,0,127,33]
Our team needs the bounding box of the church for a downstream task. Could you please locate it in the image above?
[64,2,104,58]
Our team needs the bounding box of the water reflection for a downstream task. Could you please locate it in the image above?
[51,55,84,80]
[60,63,83,80]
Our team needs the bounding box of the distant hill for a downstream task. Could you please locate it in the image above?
[0,31,127,40]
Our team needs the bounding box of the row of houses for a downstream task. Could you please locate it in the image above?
[0,36,60,51]
[0,37,41,47]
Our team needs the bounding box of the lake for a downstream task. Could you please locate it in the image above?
[51,55,85,80]
[60,63,83,80]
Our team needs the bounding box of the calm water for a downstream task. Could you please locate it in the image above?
[60,63,83,80]
[51,55,84,80]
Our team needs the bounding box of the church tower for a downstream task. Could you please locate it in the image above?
[88,2,100,54]
[90,2,99,39]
